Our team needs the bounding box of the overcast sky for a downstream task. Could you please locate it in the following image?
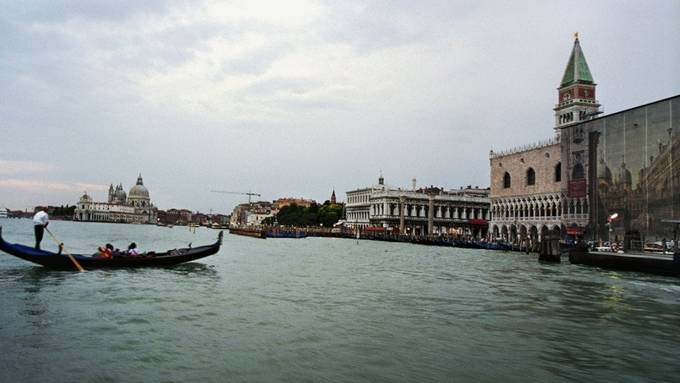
[1,0,679,213]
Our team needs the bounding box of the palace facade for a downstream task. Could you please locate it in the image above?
[489,35,600,246]
[346,176,490,238]
[490,34,679,250]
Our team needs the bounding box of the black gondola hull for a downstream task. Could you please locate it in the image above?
[0,227,223,270]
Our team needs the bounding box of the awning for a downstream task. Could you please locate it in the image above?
[566,226,584,235]
[469,219,488,226]
[364,226,386,232]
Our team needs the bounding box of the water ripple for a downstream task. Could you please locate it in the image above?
[1,221,680,382]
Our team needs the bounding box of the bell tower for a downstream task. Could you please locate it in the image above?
[554,33,601,137]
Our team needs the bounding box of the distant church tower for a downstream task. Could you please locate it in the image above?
[108,184,114,203]
[330,189,336,204]
[554,33,601,137]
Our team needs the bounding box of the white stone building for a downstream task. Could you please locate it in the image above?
[346,176,490,238]
[74,174,157,224]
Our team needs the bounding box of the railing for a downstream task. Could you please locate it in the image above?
[491,216,561,223]
[489,136,560,159]
[562,213,589,222]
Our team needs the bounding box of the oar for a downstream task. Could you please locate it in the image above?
[44,227,85,272]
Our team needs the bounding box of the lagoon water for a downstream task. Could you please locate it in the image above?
[0,218,679,382]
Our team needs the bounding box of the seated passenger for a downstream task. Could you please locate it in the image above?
[96,243,114,259]
[127,242,141,256]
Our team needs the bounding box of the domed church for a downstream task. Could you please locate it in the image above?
[74,174,158,224]
[126,174,152,210]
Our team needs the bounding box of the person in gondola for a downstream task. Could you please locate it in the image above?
[32,209,49,249]
[96,243,114,259]
[127,242,141,257]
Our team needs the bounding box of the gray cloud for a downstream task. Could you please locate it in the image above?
[1,0,678,212]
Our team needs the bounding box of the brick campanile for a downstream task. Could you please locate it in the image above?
[554,33,601,138]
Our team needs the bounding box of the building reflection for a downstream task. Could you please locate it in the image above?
[563,96,680,248]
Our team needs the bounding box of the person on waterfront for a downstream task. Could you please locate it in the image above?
[32,209,49,249]
[127,242,141,256]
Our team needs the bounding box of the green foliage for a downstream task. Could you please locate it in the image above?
[274,202,344,227]
[277,204,305,226]
[319,202,343,227]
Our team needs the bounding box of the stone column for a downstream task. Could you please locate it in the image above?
[399,196,405,234]
[427,194,435,236]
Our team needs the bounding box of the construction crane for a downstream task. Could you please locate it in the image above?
[211,190,261,204]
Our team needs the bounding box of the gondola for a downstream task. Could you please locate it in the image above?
[477,242,512,251]
[452,239,485,249]
[0,226,223,270]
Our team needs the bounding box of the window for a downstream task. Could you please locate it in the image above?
[555,162,562,182]
[526,168,536,186]
[503,172,511,188]
[572,163,584,180]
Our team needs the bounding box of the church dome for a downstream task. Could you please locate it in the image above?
[129,174,150,199]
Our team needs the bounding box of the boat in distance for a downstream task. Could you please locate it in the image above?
[229,226,266,239]
[0,226,223,270]
[265,229,308,239]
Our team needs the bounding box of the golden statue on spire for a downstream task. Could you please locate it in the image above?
[574,32,579,40]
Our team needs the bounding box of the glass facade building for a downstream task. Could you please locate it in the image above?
[561,95,680,249]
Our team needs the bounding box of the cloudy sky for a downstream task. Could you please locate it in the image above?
[1,0,679,212]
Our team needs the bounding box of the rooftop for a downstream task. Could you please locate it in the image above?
[560,34,594,87]
[489,136,559,159]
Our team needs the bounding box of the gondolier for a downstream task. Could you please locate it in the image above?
[33,209,49,249]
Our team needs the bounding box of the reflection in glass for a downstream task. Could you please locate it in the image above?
[577,97,680,246]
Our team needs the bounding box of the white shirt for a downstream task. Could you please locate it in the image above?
[33,211,49,226]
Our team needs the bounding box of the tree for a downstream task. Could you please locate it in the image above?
[273,202,344,227]
[277,204,305,225]
[319,202,344,227]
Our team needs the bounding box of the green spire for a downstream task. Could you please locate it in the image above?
[560,34,594,87]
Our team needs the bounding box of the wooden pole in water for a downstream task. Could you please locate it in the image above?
[45,228,85,272]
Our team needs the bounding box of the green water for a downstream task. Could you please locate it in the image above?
[0,219,679,382]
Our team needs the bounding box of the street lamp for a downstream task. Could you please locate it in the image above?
[607,212,619,247]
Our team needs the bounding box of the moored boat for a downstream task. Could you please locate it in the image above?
[452,239,485,249]
[0,226,222,270]
[229,227,266,239]
[569,250,680,277]
[265,230,307,239]
[477,242,512,251]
